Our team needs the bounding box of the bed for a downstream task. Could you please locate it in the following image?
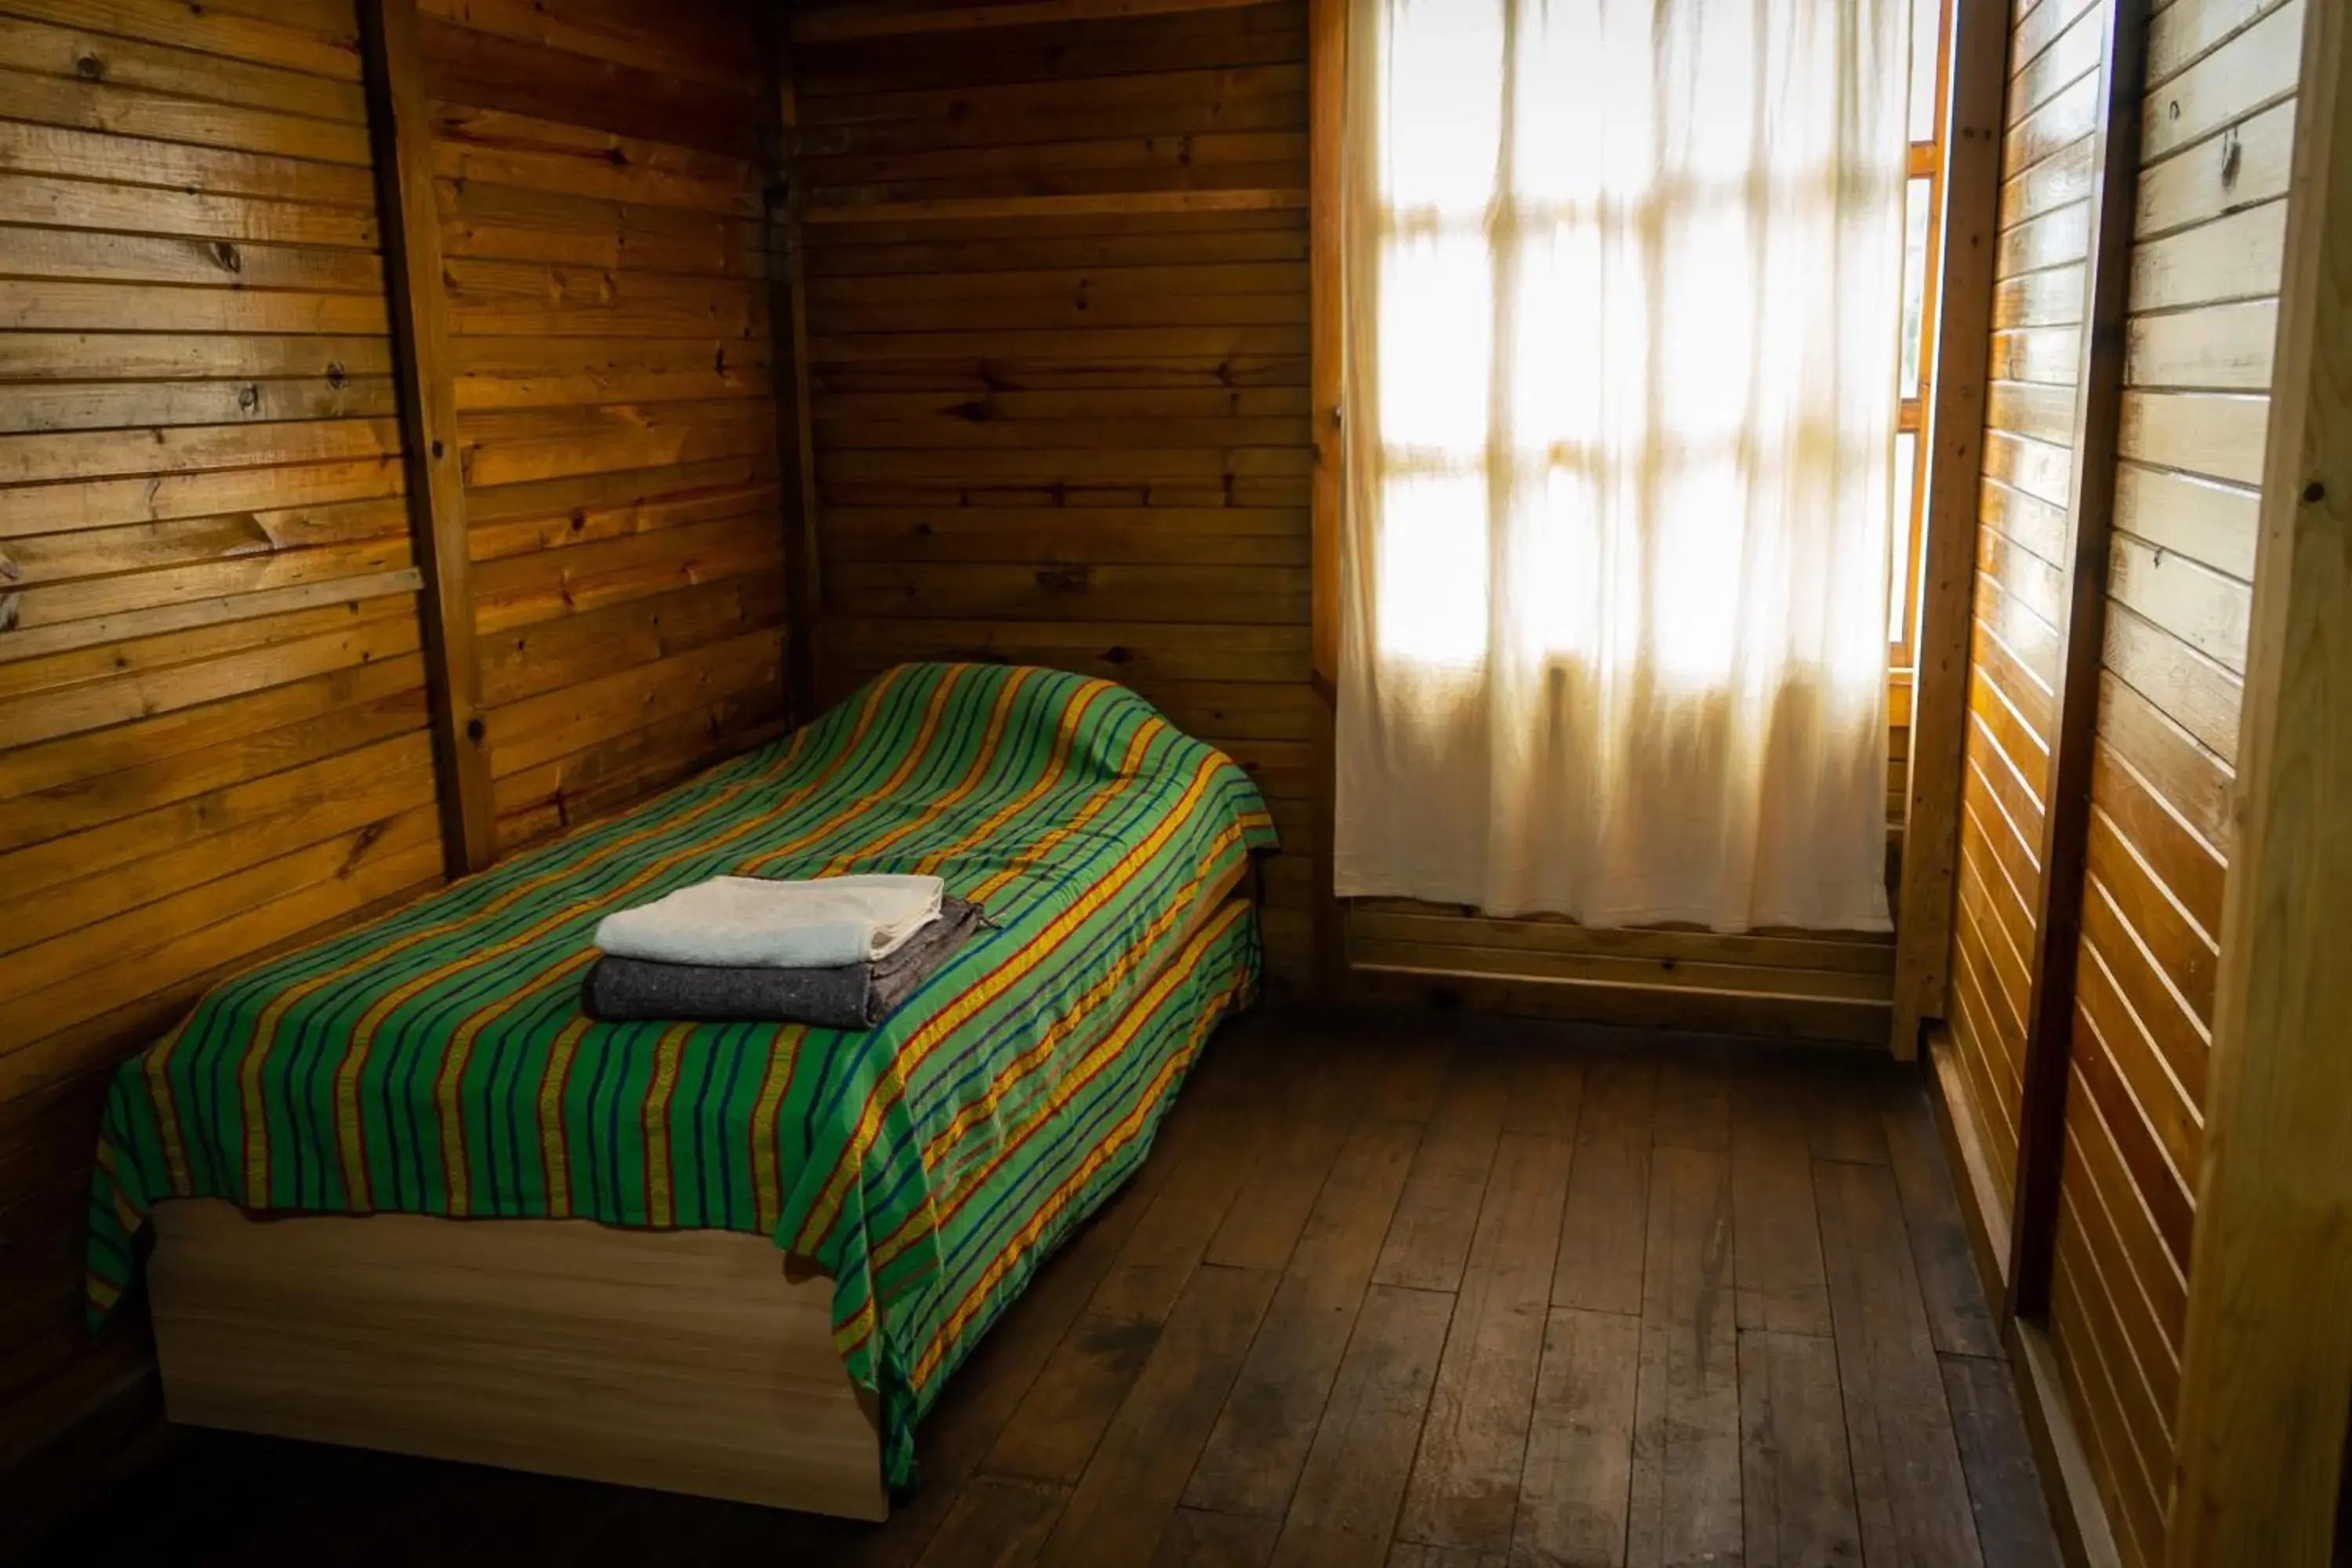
[82,662,1277,1518]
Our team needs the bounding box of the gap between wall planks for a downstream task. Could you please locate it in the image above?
[799,191,1307,225]
[2168,0,2352,1558]
[791,0,1277,45]
[357,0,495,875]
[2005,0,2151,1321]
[1893,0,2015,1062]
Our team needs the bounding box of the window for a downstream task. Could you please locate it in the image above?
[1353,1,1914,695]
[1332,0,1916,932]
[1891,0,1956,666]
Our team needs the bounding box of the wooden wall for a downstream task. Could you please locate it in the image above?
[1922,0,2314,1559]
[0,0,795,1483]
[2043,0,2300,1560]
[0,0,441,1468]
[415,0,792,850]
[786,0,1317,983]
[1944,0,2113,1224]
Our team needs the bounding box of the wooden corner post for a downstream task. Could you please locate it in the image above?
[1889,0,2012,1060]
[2166,2,2352,1560]
[357,0,496,876]
[1308,0,1347,996]
[2001,0,2148,1314]
[764,14,823,725]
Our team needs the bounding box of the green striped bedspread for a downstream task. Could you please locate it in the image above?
[86,663,1277,1488]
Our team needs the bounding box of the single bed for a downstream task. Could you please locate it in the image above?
[84,662,1277,1518]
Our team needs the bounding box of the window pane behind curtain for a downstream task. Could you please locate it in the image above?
[1908,0,1942,140]
[1363,1,1898,693]
[1888,429,1918,644]
[1900,177,1931,398]
[1379,0,1500,216]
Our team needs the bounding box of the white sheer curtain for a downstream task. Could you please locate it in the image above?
[1334,0,1909,932]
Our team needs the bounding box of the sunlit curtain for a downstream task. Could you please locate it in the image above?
[1334,0,1909,932]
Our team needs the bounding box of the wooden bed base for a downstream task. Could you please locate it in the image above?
[148,1201,891,1520]
[143,871,1253,1521]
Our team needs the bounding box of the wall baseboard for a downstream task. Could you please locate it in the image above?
[1924,1025,2011,1306]
[2012,1319,2127,1568]
[1923,1022,2122,1568]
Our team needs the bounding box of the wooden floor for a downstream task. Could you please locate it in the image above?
[30,1007,2060,1568]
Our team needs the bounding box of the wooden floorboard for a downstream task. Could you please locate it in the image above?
[23,1007,2064,1568]
[1185,1119,1419,1521]
[1393,1131,1570,1553]
[1271,1282,1454,1567]
[1626,1145,1744,1567]
[1512,1306,1641,1567]
[1817,1157,1987,1568]
[1739,1328,1864,1566]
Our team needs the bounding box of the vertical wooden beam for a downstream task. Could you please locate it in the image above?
[2002,0,2148,1316]
[763,20,823,724]
[356,0,495,876]
[2167,2,2352,1560]
[1890,0,2013,1061]
[1307,0,1346,995]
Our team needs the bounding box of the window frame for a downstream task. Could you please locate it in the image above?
[1892,0,1958,677]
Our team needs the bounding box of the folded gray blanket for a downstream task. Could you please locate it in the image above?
[583,897,984,1028]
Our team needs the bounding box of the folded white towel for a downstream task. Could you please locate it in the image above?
[593,873,945,970]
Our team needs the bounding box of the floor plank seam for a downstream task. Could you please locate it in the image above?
[1374,1287,1462,1562]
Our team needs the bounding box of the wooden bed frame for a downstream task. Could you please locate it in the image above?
[148,1202,891,1521]
[141,868,1253,1522]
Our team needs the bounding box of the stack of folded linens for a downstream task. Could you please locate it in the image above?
[583,873,983,1028]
